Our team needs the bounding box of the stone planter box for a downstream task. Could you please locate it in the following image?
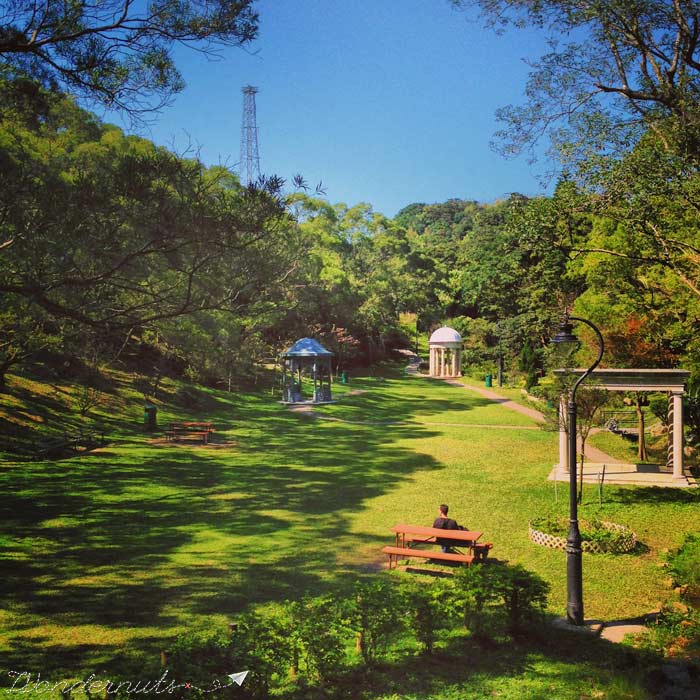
[528,520,637,554]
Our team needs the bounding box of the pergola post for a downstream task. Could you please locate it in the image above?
[559,396,569,473]
[672,391,684,479]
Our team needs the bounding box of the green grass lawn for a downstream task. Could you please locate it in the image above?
[1,366,698,697]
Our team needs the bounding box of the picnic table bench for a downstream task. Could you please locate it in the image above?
[165,421,215,444]
[382,524,493,569]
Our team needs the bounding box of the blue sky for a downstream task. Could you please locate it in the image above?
[137,0,554,217]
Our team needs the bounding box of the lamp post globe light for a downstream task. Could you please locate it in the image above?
[550,313,604,625]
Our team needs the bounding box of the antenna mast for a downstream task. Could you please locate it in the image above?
[239,85,261,186]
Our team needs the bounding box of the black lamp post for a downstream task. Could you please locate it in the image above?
[550,312,604,625]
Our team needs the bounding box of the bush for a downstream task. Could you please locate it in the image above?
[453,565,503,637]
[667,533,700,598]
[403,578,459,654]
[286,595,348,682]
[637,605,700,663]
[530,515,637,554]
[159,615,292,699]
[348,579,406,665]
[495,564,549,632]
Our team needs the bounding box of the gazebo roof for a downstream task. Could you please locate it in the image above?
[429,326,462,345]
[282,337,333,357]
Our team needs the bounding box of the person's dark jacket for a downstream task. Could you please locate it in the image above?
[433,516,465,547]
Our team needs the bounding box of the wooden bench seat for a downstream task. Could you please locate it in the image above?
[382,545,474,569]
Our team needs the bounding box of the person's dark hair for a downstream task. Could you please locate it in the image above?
[439,504,449,516]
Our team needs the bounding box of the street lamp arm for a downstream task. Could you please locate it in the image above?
[569,315,605,402]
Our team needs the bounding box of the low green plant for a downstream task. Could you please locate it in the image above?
[667,533,700,598]
[636,605,700,664]
[348,579,406,665]
[530,515,634,552]
[161,614,292,699]
[404,578,459,654]
[287,594,348,683]
[453,564,503,637]
[494,564,550,632]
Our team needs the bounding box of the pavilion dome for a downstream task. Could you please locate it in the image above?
[429,326,462,345]
[282,337,333,357]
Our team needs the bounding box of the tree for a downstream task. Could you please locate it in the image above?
[0,0,258,115]
[0,77,316,388]
[452,0,700,169]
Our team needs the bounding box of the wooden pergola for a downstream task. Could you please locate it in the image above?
[280,337,334,404]
[554,368,691,479]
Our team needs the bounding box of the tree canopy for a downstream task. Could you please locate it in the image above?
[0,0,258,114]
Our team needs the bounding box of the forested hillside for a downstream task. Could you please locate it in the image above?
[2,72,700,417]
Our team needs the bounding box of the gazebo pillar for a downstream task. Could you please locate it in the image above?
[672,391,684,478]
[451,350,457,376]
[559,396,569,473]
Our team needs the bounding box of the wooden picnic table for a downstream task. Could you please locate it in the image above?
[165,421,215,444]
[391,523,483,548]
[383,524,492,569]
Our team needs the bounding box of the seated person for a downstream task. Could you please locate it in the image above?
[432,504,466,553]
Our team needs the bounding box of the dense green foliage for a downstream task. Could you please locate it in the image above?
[0,1,259,114]
[3,66,700,404]
[667,533,700,599]
[125,565,549,697]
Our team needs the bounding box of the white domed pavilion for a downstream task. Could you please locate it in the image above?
[429,326,462,377]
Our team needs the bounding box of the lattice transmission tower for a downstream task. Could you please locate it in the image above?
[239,85,261,186]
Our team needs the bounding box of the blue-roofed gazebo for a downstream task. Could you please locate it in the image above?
[280,337,334,404]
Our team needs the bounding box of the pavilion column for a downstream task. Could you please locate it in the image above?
[439,348,444,376]
[559,396,569,473]
[672,391,684,478]
[451,349,457,376]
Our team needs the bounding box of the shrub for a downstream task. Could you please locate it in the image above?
[667,533,700,598]
[348,579,406,665]
[158,614,292,700]
[403,578,459,654]
[636,605,700,663]
[286,595,348,682]
[453,565,503,637]
[494,564,549,632]
[455,563,549,634]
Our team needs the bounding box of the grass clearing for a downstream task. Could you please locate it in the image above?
[1,365,698,697]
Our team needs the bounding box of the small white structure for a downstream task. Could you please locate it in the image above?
[429,326,462,378]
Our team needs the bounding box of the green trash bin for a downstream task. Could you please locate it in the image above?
[485,374,493,388]
[143,402,157,432]
[340,371,348,384]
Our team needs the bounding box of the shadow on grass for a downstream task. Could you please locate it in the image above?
[0,376,476,676]
[607,486,700,506]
